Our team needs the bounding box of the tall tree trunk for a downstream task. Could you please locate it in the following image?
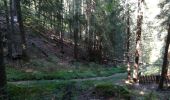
[50,13,53,29]
[4,0,13,58]
[69,20,72,39]
[10,0,16,58]
[133,0,143,83]
[87,0,93,61]
[68,2,72,39]
[74,12,78,60]
[126,9,131,81]
[0,24,7,99]
[10,0,15,33]
[159,24,170,89]
[15,0,28,59]
[60,0,64,54]
[37,0,42,25]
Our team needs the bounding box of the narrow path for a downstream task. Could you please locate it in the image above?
[8,73,127,85]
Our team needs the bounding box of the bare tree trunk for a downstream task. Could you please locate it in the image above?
[133,0,143,83]
[4,0,13,58]
[87,0,94,61]
[74,12,78,60]
[159,24,170,89]
[10,0,17,59]
[10,0,15,33]
[73,0,80,60]
[0,23,7,99]
[60,0,64,54]
[37,0,42,25]
[15,0,28,60]
[126,9,131,80]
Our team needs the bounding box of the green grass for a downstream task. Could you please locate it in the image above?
[94,83,130,98]
[8,82,67,100]
[8,78,130,100]
[6,67,35,81]
[7,71,165,100]
[6,56,126,81]
[8,81,89,100]
[7,64,126,81]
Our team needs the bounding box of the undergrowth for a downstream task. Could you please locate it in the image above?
[7,61,126,81]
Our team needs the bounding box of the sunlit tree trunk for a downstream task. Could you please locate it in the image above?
[126,9,131,81]
[159,24,170,89]
[15,0,28,59]
[133,0,143,83]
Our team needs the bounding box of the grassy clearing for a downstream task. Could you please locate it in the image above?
[6,56,125,81]
[7,62,126,81]
[8,79,162,100]
[6,56,126,81]
[8,71,165,100]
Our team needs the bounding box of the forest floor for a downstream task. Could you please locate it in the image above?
[8,71,170,100]
[6,32,170,100]
[5,33,128,99]
[6,32,126,81]
[9,73,126,85]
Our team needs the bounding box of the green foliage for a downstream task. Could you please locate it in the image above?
[8,84,50,100]
[7,77,130,100]
[158,0,170,25]
[94,83,130,98]
[141,65,161,75]
[8,81,92,100]
[7,63,126,81]
[6,67,34,81]
[144,92,159,100]
[7,82,68,100]
[19,0,126,59]
[93,0,125,58]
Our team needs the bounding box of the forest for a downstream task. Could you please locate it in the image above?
[0,0,170,99]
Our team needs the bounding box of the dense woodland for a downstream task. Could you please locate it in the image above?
[0,0,170,99]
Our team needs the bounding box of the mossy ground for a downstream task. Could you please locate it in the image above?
[7,60,125,81]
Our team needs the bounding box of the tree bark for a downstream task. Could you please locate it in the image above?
[0,23,7,99]
[126,9,131,80]
[74,12,78,60]
[159,24,170,89]
[60,0,64,54]
[133,0,143,83]
[4,0,13,58]
[15,0,28,59]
